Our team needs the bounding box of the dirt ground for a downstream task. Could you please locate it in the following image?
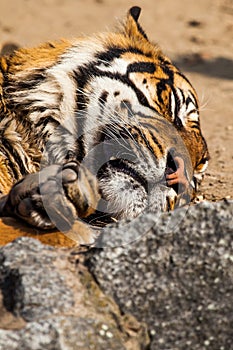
[0,0,232,202]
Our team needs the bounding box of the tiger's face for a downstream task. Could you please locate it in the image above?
[79,74,193,219]
[68,7,209,219]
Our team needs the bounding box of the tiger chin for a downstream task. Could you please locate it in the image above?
[0,6,209,245]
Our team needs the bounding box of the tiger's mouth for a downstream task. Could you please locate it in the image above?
[83,149,187,227]
[82,127,190,226]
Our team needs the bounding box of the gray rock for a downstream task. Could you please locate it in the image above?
[1,200,232,350]
[0,237,149,350]
[86,200,233,350]
[0,239,74,322]
[0,317,140,350]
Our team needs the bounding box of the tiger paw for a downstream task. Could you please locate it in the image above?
[0,162,100,231]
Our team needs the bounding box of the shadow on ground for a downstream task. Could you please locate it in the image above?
[174,55,233,80]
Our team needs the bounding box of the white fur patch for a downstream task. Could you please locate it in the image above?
[96,58,129,75]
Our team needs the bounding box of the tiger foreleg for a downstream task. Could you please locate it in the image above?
[0,162,100,233]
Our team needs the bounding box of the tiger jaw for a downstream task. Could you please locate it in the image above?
[96,155,188,220]
[97,168,179,219]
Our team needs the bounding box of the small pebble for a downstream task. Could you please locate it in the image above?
[207,303,215,310]
[218,238,226,246]
[106,331,113,338]
[204,339,210,346]
[187,19,203,27]
[99,329,105,337]
[101,324,109,331]
[150,329,156,336]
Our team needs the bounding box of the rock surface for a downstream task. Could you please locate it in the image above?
[87,200,233,350]
[0,200,232,350]
[0,238,149,350]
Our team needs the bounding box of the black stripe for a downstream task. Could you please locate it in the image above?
[178,88,185,104]
[186,109,198,117]
[35,116,60,128]
[136,23,148,40]
[141,119,170,132]
[175,69,192,86]
[168,90,173,117]
[185,96,193,108]
[5,156,20,180]
[188,90,198,108]
[1,138,28,178]
[73,68,90,111]
[158,56,173,66]
[127,62,155,74]
[171,87,183,130]
[160,63,175,82]
[191,125,201,130]
[6,69,47,92]
[148,130,164,155]
[99,90,109,115]
[198,156,209,165]
[96,47,125,65]
[98,158,148,193]
[129,124,163,164]
[189,120,200,130]
[156,79,168,104]
[75,134,86,162]
[95,46,152,66]
[131,125,155,157]
[156,64,174,106]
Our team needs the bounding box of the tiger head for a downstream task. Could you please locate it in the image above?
[77,6,209,218]
[123,7,210,185]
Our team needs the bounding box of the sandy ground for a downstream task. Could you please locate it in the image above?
[0,0,232,202]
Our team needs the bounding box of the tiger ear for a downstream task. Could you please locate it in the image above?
[124,6,148,40]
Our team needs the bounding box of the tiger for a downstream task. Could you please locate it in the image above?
[0,6,209,243]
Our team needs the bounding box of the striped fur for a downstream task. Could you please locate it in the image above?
[0,7,209,229]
